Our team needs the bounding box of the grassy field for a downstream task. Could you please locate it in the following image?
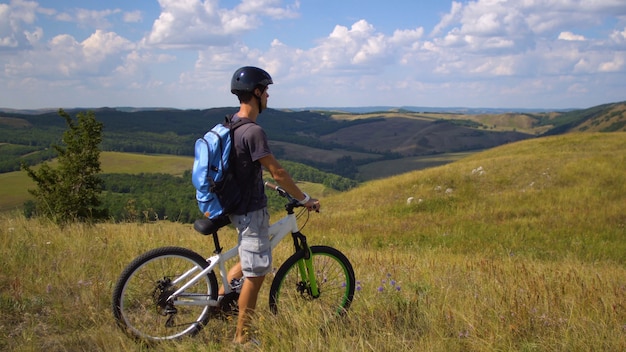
[329,111,548,134]
[99,152,193,176]
[269,140,381,164]
[1,133,625,351]
[0,170,35,212]
[0,152,194,212]
[357,151,475,180]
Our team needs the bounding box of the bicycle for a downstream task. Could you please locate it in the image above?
[112,182,356,342]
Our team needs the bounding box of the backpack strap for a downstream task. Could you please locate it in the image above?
[225,114,251,131]
[224,114,253,213]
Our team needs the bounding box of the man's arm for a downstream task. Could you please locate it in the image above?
[259,154,320,211]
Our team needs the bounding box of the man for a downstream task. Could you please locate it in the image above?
[225,66,320,344]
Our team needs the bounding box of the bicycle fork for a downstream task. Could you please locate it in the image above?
[291,232,320,298]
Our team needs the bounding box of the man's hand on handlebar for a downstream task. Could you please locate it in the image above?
[303,198,321,212]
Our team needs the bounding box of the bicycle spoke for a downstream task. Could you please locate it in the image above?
[270,246,355,322]
[112,247,218,341]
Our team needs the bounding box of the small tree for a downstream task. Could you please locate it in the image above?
[22,109,105,224]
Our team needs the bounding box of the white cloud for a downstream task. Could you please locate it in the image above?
[53,8,127,30]
[610,27,626,43]
[82,30,135,64]
[471,57,515,76]
[5,0,38,25]
[169,0,625,108]
[0,0,39,49]
[144,0,300,49]
[55,12,72,22]
[236,0,300,19]
[390,27,424,45]
[432,1,463,36]
[177,43,262,94]
[1,0,626,109]
[145,0,237,48]
[464,12,502,36]
[75,8,122,29]
[598,53,625,72]
[123,10,143,23]
[298,19,420,74]
[558,31,585,41]
[24,26,43,45]
[4,29,134,81]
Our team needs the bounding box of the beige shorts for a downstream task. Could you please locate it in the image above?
[231,208,272,277]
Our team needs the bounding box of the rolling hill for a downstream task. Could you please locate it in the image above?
[1,132,625,351]
[0,106,538,178]
[1,101,625,214]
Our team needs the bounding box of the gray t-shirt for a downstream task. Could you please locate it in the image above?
[231,115,272,215]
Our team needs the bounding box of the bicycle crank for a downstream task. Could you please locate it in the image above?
[153,278,178,316]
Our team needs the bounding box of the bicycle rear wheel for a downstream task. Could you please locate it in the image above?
[269,245,355,320]
[112,246,218,341]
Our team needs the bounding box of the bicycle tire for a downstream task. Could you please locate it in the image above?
[112,246,218,341]
[269,245,355,320]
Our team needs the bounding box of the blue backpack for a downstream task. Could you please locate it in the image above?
[192,116,249,220]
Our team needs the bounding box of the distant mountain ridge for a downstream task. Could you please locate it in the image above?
[0,105,570,115]
[291,106,571,114]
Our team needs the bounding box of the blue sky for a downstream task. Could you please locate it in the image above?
[1,0,625,110]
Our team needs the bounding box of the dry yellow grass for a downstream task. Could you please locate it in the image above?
[1,132,625,351]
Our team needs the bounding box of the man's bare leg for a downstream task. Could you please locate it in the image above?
[234,275,265,344]
[218,262,243,296]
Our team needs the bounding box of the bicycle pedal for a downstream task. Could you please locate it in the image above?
[165,314,176,327]
[163,307,177,314]
[218,292,240,316]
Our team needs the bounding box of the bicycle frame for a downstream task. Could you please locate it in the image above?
[166,208,318,307]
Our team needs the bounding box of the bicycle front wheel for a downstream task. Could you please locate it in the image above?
[269,245,355,320]
[112,246,218,342]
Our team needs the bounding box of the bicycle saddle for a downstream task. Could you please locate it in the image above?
[193,216,231,235]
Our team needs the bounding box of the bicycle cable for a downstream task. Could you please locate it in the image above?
[295,206,310,231]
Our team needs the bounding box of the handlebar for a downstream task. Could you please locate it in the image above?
[264,181,286,195]
[265,181,302,213]
[265,181,319,213]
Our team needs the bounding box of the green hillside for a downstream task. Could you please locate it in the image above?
[3,102,625,181]
[540,101,626,135]
[322,132,625,262]
[1,132,624,351]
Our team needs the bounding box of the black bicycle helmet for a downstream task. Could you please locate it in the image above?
[230,66,273,94]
